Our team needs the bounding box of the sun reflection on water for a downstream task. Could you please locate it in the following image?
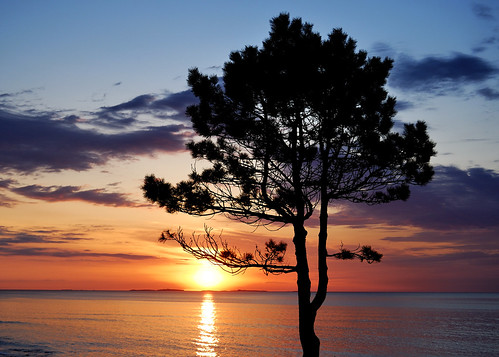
[195,293,218,357]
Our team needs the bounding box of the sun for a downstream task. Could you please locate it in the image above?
[193,262,224,290]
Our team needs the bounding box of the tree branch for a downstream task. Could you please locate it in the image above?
[159,225,296,275]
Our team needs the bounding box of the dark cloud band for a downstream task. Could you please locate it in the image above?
[0,110,191,173]
[11,184,138,207]
[390,53,497,93]
[331,165,499,230]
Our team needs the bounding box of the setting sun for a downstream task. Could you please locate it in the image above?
[193,262,225,290]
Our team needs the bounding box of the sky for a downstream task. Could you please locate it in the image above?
[1,0,498,292]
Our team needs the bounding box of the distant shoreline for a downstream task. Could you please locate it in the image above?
[1,289,497,293]
[0,288,274,293]
[131,288,270,292]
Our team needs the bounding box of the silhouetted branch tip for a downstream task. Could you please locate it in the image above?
[327,243,382,264]
[359,246,383,264]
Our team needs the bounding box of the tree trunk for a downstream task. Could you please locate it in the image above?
[293,223,320,356]
[312,184,329,311]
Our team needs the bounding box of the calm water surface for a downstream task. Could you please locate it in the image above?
[0,291,497,356]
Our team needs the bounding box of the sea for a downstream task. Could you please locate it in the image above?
[0,291,497,356]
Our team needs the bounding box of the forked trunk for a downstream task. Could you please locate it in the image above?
[297,291,320,356]
[293,223,320,356]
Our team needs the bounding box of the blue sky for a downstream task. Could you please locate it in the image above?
[2,0,498,169]
[1,0,498,291]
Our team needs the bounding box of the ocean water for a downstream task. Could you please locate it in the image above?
[0,291,497,356]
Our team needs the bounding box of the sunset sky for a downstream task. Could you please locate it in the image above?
[1,0,498,292]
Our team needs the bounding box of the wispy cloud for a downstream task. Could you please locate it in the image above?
[472,36,498,53]
[0,193,20,208]
[0,226,90,246]
[94,90,197,129]
[0,179,16,189]
[0,246,158,260]
[383,227,499,251]
[151,90,198,119]
[0,179,143,208]
[0,226,159,260]
[472,3,495,20]
[11,184,139,207]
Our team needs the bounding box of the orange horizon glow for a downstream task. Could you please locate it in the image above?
[0,157,497,293]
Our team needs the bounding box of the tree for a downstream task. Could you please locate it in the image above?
[143,14,435,356]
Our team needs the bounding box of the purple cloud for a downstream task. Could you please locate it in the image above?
[0,193,19,208]
[95,90,197,128]
[0,179,15,188]
[0,226,90,246]
[0,246,159,260]
[390,53,497,93]
[472,36,498,53]
[0,226,160,260]
[472,3,495,20]
[152,90,197,112]
[12,184,138,207]
[477,87,499,100]
[331,166,499,230]
[0,87,201,173]
[100,90,197,114]
[100,94,155,112]
[0,179,19,207]
[389,249,499,266]
[394,100,414,111]
[382,229,499,255]
[0,109,191,173]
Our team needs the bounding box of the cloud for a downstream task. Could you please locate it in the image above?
[95,90,197,128]
[0,108,191,173]
[0,246,158,260]
[1,179,143,208]
[0,179,20,207]
[370,42,397,58]
[0,226,90,246]
[390,53,497,93]
[0,88,200,174]
[0,179,16,188]
[0,226,159,260]
[391,248,499,266]
[382,228,499,250]
[472,3,495,20]
[472,36,498,53]
[152,90,197,114]
[477,87,499,100]
[330,166,499,230]
[0,193,20,208]
[99,89,198,115]
[101,94,155,112]
[11,184,138,207]
[394,100,414,111]
[0,89,37,99]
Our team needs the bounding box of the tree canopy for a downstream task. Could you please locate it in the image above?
[144,15,434,226]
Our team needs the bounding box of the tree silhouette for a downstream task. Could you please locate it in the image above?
[143,13,435,356]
